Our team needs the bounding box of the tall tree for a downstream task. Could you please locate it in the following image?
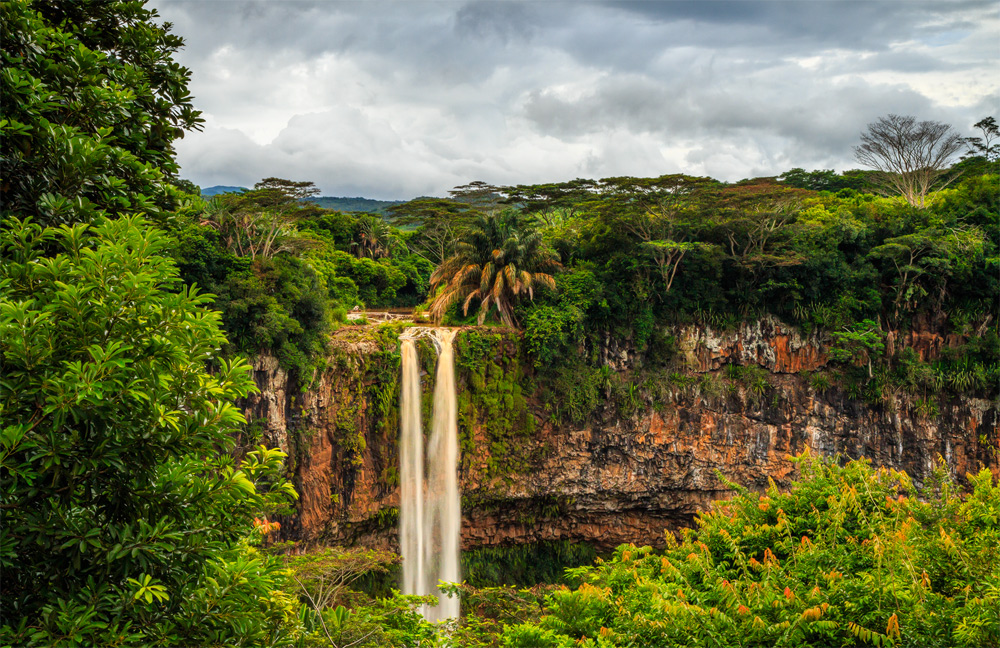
[449,180,504,213]
[586,175,720,294]
[197,181,323,262]
[387,197,472,265]
[429,210,561,327]
[199,197,313,261]
[251,177,322,205]
[716,179,811,271]
[0,217,299,645]
[501,178,598,225]
[853,114,964,208]
[0,3,303,644]
[0,0,202,225]
[963,116,999,162]
[868,225,986,322]
[352,214,404,260]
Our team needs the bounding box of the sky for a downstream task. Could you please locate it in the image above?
[151,0,1000,200]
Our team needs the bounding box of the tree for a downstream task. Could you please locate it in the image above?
[449,180,504,213]
[387,197,473,265]
[589,175,719,295]
[592,174,716,243]
[0,217,300,645]
[854,114,965,207]
[829,319,885,378]
[251,177,322,206]
[284,547,400,646]
[0,3,304,644]
[868,225,986,321]
[353,214,404,260]
[196,178,329,262]
[777,168,874,193]
[501,178,599,223]
[429,210,561,327]
[716,179,810,271]
[963,116,999,162]
[0,0,202,225]
[200,196,313,261]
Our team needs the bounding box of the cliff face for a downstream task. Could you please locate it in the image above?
[243,318,998,552]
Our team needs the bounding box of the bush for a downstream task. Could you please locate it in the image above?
[503,452,1000,648]
[0,217,300,646]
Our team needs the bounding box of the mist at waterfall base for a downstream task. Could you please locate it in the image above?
[399,329,461,621]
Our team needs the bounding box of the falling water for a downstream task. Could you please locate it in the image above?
[398,339,425,599]
[398,329,461,622]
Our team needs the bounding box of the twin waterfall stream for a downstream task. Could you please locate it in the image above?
[399,329,461,621]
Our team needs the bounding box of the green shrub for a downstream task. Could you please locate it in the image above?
[503,453,1000,648]
[0,217,300,646]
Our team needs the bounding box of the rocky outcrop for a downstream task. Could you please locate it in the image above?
[478,384,995,550]
[674,315,827,373]
[243,321,999,553]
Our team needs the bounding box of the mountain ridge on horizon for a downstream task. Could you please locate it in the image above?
[200,185,406,214]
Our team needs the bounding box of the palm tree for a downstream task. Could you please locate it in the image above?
[428,210,561,327]
[353,214,405,259]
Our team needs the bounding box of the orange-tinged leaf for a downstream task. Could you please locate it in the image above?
[886,613,900,639]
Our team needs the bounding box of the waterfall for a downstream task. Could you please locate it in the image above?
[398,329,461,622]
[398,339,425,599]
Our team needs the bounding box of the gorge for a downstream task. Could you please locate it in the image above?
[244,315,998,556]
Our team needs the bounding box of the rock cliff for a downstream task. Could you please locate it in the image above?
[242,319,998,552]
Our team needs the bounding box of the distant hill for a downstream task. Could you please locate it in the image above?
[199,187,405,214]
[305,196,404,214]
[201,185,247,196]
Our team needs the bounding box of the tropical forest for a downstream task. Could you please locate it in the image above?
[1,2,998,647]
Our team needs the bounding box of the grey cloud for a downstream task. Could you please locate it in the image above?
[974,92,1000,114]
[522,66,973,172]
[149,0,998,196]
[849,51,960,74]
[454,2,536,43]
[523,75,678,138]
[608,1,993,47]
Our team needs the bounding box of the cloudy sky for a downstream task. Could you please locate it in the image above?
[151,0,999,199]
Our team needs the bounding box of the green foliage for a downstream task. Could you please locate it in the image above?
[305,195,403,214]
[445,582,556,648]
[455,331,537,479]
[539,361,603,425]
[778,168,875,193]
[492,167,996,364]
[830,319,886,377]
[0,216,300,646]
[462,541,598,589]
[430,209,561,327]
[962,117,999,163]
[169,181,435,376]
[172,223,332,379]
[0,0,201,226]
[387,196,473,265]
[524,269,601,368]
[832,330,1000,406]
[503,453,1000,647]
[278,544,438,648]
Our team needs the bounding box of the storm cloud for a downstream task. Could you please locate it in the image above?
[151,0,999,199]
